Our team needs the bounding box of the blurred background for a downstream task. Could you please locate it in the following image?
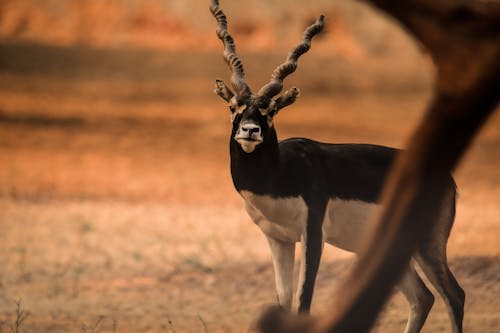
[0,1,498,332]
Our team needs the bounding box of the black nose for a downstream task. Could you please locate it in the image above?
[246,127,260,134]
[241,123,261,135]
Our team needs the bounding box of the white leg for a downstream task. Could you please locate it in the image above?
[296,236,307,311]
[266,235,296,311]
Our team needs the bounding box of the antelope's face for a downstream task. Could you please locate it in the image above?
[228,95,276,153]
[210,0,323,153]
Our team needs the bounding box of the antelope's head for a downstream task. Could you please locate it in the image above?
[210,0,324,153]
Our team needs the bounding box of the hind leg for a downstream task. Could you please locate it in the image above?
[416,250,465,333]
[398,265,435,333]
[415,187,464,333]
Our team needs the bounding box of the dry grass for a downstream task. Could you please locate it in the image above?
[0,42,499,332]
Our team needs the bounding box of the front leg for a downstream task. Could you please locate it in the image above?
[296,209,324,313]
[266,235,296,311]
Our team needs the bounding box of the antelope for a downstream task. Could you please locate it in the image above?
[210,1,465,332]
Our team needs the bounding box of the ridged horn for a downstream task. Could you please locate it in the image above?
[210,0,251,96]
[258,15,324,100]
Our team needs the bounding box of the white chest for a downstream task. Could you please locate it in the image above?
[240,190,308,242]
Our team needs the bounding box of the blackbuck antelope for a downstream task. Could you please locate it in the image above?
[210,1,464,332]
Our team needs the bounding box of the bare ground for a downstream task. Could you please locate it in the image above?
[0,43,499,332]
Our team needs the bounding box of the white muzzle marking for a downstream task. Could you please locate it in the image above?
[235,121,263,153]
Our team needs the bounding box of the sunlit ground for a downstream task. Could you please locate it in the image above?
[0,42,499,332]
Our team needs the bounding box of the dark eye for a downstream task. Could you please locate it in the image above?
[229,105,235,112]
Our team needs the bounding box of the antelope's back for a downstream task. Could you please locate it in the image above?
[278,138,456,204]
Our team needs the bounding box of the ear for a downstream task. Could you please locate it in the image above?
[214,79,235,102]
[270,87,300,117]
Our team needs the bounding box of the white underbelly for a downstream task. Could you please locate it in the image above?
[240,190,378,249]
[323,198,378,251]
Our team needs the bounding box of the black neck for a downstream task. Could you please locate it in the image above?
[230,128,280,194]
